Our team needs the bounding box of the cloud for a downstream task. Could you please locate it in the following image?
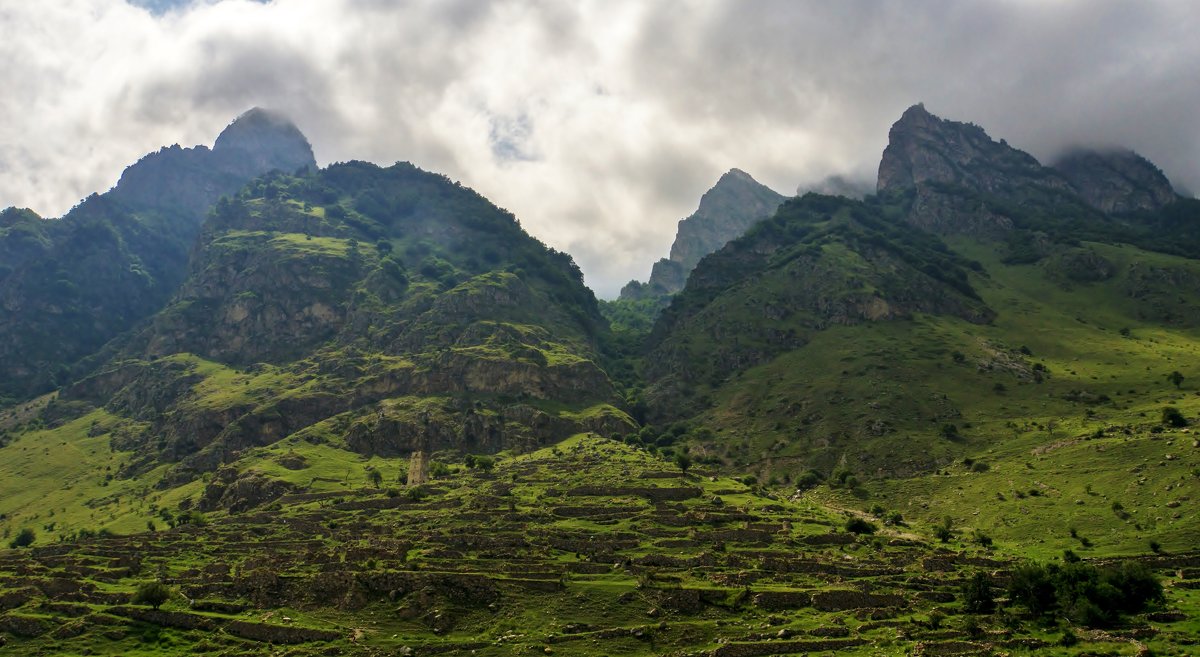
[1,0,1198,297]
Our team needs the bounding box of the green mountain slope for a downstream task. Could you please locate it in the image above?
[1,158,633,536]
[0,109,316,403]
[638,108,1200,554]
[1,432,1196,656]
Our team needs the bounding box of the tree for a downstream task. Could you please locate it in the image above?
[132,581,171,610]
[1167,370,1184,389]
[1008,562,1058,616]
[674,453,692,474]
[367,468,383,488]
[962,572,996,614]
[9,528,35,549]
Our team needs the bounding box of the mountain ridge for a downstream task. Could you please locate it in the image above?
[0,109,316,402]
[619,168,786,302]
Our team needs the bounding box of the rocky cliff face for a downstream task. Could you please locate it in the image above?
[620,169,785,300]
[875,104,1110,243]
[877,104,1069,196]
[874,105,1197,265]
[1053,148,1178,214]
[0,109,316,401]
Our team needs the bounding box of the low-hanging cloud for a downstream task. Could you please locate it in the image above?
[2,0,1197,297]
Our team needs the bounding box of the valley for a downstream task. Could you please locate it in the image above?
[1,104,1198,655]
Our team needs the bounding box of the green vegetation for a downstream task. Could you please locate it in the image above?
[1007,560,1164,627]
[4,106,1200,655]
[8,527,34,548]
[131,581,172,610]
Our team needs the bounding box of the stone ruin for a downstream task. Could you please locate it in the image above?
[406,450,429,487]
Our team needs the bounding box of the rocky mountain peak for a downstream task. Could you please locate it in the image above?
[667,169,787,268]
[213,107,317,175]
[1053,147,1177,214]
[620,169,786,301]
[877,103,1057,195]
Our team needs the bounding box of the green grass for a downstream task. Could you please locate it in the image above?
[214,230,353,258]
[0,410,203,540]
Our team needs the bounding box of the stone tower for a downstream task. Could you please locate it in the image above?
[406,450,429,487]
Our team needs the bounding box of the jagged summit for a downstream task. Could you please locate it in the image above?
[620,168,785,301]
[0,109,320,400]
[1053,147,1177,214]
[877,103,1059,195]
[213,107,316,175]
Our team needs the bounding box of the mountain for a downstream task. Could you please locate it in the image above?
[1053,147,1178,214]
[0,108,316,402]
[876,104,1200,264]
[642,105,1200,484]
[50,160,631,493]
[2,105,1199,656]
[619,168,786,301]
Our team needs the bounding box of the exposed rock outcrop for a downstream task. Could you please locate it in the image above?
[621,169,786,300]
[1054,148,1178,214]
[877,103,1068,196]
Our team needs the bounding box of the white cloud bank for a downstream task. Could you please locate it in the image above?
[2,0,1198,297]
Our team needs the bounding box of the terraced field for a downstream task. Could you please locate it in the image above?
[2,435,1195,655]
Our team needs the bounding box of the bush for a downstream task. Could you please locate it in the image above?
[465,454,495,472]
[845,517,877,534]
[674,453,692,474]
[1007,560,1163,627]
[131,581,171,610]
[1162,406,1188,427]
[933,524,953,542]
[794,470,823,490]
[8,528,35,549]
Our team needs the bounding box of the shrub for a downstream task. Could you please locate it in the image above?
[933,524,953,542]
[794,470,823,490]
[1007,560,1163,627]
[8,528,35,549]
[845,517,877,534]
[674,453,692,474]
[1162,406,1188,427]
[404,487,428,502]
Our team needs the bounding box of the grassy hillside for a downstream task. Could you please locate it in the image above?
[2,433,1195,656]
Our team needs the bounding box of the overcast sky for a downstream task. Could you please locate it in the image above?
[3,1,1198,297]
